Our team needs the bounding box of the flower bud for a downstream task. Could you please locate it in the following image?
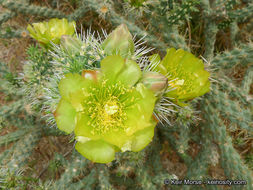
[101,24,135,58]
[141,71,168,97]
[61,35,83,55]
[82,70,100,82]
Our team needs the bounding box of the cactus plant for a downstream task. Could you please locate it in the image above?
[0,0,252,189]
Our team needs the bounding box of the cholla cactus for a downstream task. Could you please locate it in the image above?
[27,18,76,48]
[54,55,157,163]
[23,20,211,163]
[123,0,153,15]
[1,0,252,188]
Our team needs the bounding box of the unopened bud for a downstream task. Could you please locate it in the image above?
[141,71,168,97]
[61,35,83,55]
[102,24,135,58]
[82,70,100,82]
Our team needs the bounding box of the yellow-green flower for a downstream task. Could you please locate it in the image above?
[27,18,76,48]
[54,55,157,163]
[150,48,210,106]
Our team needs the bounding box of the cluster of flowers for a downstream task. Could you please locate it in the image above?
[27,18,210,163]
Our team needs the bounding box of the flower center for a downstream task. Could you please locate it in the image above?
[104,101,119,115]
[169,79,184,88]
[97,97,123,130]
[82,80,133,135]
[167,67,192,95]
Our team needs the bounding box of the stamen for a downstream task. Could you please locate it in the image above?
[82,81,129,135]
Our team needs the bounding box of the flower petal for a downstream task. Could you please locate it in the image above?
[54,99,76,134]
[102,130,130,150]
[134,83,157,119]
[197,79,211,96]
[69,90,87,112]
[178,52,204,72]
[100,55,141,86]
[131,125,155,152]
[124,83,156,135]
[100,55,124,83]
[74,113,100,140]
[160,48,177,70]
[58,73,88,102]
[27,18,75,47]
[116,59,141,86]
[27,24,37,39]
[75,140,116,163]
[150,54,167,75]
